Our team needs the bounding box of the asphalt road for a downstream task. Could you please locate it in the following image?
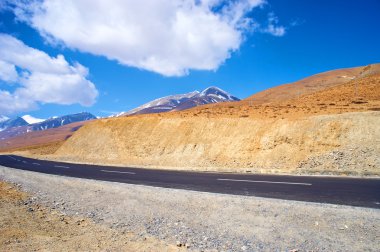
[0,155,379,209]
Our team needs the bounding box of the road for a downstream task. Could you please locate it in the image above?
[0,155,379,208]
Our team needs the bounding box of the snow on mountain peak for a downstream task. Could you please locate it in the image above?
[198,86,239,101]
[22,115,45,124]
[0,115,9,123]
[117,86,239,117]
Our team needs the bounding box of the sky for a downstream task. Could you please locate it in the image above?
[0,0,379,119]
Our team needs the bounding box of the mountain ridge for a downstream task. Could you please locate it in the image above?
[118,86,239,116]
[0,112,96,140]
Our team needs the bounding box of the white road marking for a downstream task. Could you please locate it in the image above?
[32,163,41,166]
[54,165,70,169]
[9,156,16,160]
[22,161,28,164]
[217,178,312,186]
[101,169,136,175]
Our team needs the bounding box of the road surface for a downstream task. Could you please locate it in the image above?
[0,155,379,208]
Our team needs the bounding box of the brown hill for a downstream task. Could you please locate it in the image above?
[5,64,380,176]
[50,66,379,175]
[164,68,380,120]
[244,63,380,104]
[0,121,89,154]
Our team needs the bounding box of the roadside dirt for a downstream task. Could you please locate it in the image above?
[0,180,184,251]
[1,166,379,251]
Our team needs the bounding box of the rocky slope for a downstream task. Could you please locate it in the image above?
[53,111,379,175]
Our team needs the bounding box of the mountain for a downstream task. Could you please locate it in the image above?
[0,117,28,131]
[120,86,239,116]
[0,112,97,140]
[0,121,89,152]
[0,115,9,123]
[22,115,45,124]
[174,87,240,111]
[29,112,96,131]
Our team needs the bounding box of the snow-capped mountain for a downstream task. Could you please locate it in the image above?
[29,112,96,131]
[0,115,9,123]
[0,112,97,140]
[174,87,240,111]
[0,117,28,132]
[120,86,239,116]
[21,115,45,124]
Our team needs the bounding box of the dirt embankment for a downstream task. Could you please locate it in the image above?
[52,111,379,175]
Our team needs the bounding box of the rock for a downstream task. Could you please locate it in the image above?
[241,245,248,251]
[176,241,182,247]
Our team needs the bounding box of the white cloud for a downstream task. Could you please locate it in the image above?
[0,60,18,82]
[261,13,286,37]
[0,33,98,115]
[10,0,266,76]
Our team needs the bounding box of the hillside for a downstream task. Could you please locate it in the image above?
[244,64,380,105]
[0,121,88,154]
[7,64,380,176]
[172,72,380,119]
[47,65,379,176]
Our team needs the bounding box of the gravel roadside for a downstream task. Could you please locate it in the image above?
[1,165,379,251]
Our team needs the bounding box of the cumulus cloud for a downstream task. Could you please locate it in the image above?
[9,0,268,76]
[0,33,98,115]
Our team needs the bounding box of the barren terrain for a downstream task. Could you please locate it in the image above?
[2,64,380,176]
[0,173,183,251]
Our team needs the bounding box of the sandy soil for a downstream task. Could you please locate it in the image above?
[0,176,184,251]
[1,166,379,251]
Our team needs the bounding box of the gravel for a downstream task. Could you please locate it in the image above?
[297,146,380,176]
[1,165,379,251]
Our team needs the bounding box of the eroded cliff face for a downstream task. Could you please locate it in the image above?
[53,111,379,175]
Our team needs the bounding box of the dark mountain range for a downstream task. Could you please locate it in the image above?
[0,112,96,140]
[0,117,28,131]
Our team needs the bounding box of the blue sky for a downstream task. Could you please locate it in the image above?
[0,0,379,119]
